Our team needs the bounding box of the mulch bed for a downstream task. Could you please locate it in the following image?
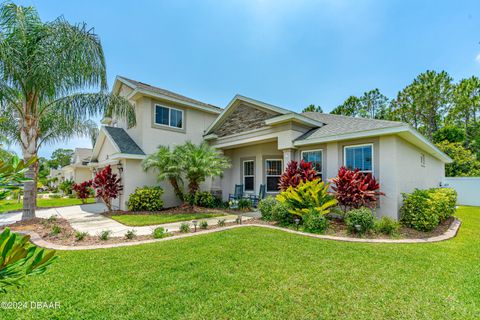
[104,205,246,217]
[1,214,456,247]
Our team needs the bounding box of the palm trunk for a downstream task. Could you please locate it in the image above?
[169,178,184,201]
[188,180,200,197]
[20,113,39,220]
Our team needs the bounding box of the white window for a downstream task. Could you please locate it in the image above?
[265,159,283,192]
[301,149,323,180]
[344,144,373,173]
[154,105,184,129]
[243,160,255,192]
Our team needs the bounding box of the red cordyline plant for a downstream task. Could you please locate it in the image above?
[279,160,318,191]
[330,166,384,212]
[92,165,123,212]
[72,180,93,204]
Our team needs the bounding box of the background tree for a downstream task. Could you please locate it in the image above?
[435,141,480,177]
[331,89,388,119]
[48,149,74,169]
[0,3,136,220]
[302,104,323,113]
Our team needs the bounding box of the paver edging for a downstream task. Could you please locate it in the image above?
[17,218,462,251]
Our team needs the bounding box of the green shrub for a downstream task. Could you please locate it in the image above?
[258,196,277,221]
[98,230,111,240]
[272,202,293,226]
[127,186,164,211]
[375,217,399,236]
[199,220,208,229]
[238,198,252,210]
[217,219,226,227]
[400,188,457,231]
[303,208,329,233]
[75,231,88,241]
[345,208,375,234]
[184,191,220,208]
[47,215,57,223]
[179,222,190,233]
[59,179,74,195]
[152,227,168,239]
[125,229,136,239]
[49,224,61,236]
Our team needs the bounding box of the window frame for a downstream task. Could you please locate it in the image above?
[265,159,283,193]
[343,143,374,174]
[243,160,255,192]
[301,149,323,179]
[154,104,184,129]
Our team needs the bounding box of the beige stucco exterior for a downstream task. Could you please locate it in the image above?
[90,77,449,218]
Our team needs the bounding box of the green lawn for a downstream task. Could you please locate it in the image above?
[1,206,479,319]
[110,212,226,226]
[0,197,95,213]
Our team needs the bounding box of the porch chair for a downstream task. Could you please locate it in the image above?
[228,184,244,201]
[249,184,266,207]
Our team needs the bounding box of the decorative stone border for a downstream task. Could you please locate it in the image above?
[19,218,461,251]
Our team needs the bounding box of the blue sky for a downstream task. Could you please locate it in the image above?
[9,0,480,158]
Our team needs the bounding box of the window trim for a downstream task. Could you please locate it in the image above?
[154,104,185,129]
[343,143,374,173]
[265,159,283,193]
[301,149,323,178]
[243,160,255,192]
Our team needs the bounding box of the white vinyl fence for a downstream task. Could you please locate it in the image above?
[442,177,480,206]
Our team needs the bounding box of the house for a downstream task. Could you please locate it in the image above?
[61,148,93,184]
[91,76,452,219]
[46,168,64,188]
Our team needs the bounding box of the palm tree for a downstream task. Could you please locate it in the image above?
[0,3,136,220]
[175,141,230,196]
[142,146,184,201]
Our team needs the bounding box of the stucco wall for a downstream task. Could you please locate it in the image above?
[222,141,283,200]
[74,167,93,184]
[97,138,117,163]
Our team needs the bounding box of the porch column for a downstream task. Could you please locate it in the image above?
[282,149,295,168]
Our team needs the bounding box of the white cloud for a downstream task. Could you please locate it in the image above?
[476,53,480,63]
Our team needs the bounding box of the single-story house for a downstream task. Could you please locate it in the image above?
[90,76,452,219]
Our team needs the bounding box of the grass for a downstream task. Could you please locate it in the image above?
[0,197,95,213]
[1,206,479,319]
[110,212,226,226]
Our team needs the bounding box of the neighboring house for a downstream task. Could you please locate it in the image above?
[46,168,64,188]
[91,76,452,219]
[61,148,93,184]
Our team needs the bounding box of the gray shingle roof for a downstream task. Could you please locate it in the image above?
[103,126,145,155]
[297,112,405,141]
[117,76,221,111]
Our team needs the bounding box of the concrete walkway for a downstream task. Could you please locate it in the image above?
[0,203,248,237]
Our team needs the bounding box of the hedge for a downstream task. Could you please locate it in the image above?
[400,188,457,231]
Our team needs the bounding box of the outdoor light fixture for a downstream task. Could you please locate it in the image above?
[117,163,123,173]
[238,214,243,225]
[192,220,198,232]
[294,218,300,230]
[355,224,362,233]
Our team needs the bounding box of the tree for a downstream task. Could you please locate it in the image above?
[0,3,136,220]
[92,166,122,212]
[330,89,389,119]
[331,96,360,117]
[449,76,480,146]
[435,141,480,177]
[302,104,323,113]
[389,71,453,139]
[142,146,184,201]
[48,149,74,169]
[175,142,231,196]
[432,125,465,144]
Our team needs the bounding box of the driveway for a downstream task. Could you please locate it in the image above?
[0,203,247,237]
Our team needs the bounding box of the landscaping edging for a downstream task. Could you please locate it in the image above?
[18,218,462,251]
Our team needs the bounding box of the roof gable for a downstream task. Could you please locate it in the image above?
[103,126,145,155]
